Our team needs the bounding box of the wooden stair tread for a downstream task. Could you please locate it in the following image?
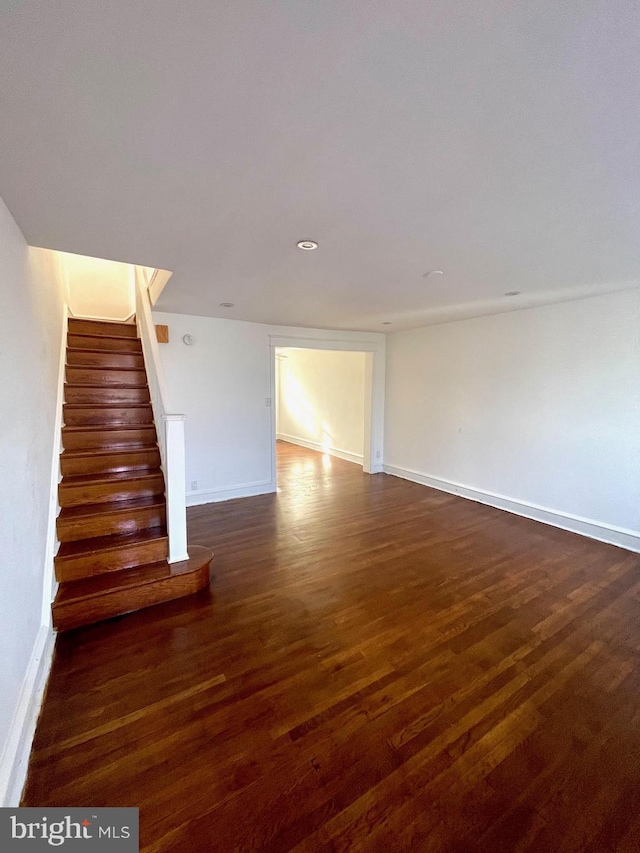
[64,387,151,407]
[61,446,158,459]
[65,367,147,388]
[56,530,168,561]
[65,363,145,372]
[62,423,156,433]
[61,424,158,452]
[68,332,140,342]
[65,383,149,394]
[60,470,162,487]
[62,438,155,450]
[65,384,149,392]
[65,383,148,390]
[68,319,137,336]
[60,446,161,478]
[62,404,154,427]
[66,346,143,356]
[54,547,213,604]
[66,351,144,370]
[58,470,165,509]
[63,404,153,421]
[68,332,142,345]
[58,495,165,521]
[63,403,152,410]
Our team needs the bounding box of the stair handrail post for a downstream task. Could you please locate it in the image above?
[134,267,189,563]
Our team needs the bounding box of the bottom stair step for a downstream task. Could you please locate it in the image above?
[53,545,213,631]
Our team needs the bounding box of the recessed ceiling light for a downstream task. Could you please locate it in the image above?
[504,291,521,297]
[382,322,392,325]
[219,302,234,308]
[297,240,318,250]
[423,270,444,279]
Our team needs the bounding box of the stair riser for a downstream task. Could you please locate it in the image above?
[66,367,147,387]
[61,449,161,476]
[63,406,154,427]
[64,385,150,405]
[66,366,147,386]
[53,564,210,631]
[62,427,157,451]
[57,505,166,542]
[55,538,168,583]
[67,334,142,353]
[59,477,165,508]
[67,350,144,369]
[68,319,138,338]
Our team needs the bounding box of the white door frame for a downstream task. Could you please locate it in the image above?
[269,334,386,483]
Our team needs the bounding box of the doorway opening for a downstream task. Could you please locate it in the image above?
[269,334,385,488]
[275,346,367,475]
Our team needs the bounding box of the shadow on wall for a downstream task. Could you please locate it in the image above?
[276,348,366,461]
[280,371,335,450]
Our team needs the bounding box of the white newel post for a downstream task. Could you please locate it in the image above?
[164,414,189,563]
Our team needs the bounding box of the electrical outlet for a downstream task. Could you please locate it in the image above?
[376,451,381,459]
[265,397,271,407]
[190,480,198,490]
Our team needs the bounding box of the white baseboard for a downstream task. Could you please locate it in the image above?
[186,480,276,506]
[277,433,364,466]
[0,626,55,806]
[383,464,640,554]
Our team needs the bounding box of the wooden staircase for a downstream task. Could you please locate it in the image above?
[53,318,212,631]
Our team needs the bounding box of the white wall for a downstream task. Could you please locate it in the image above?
[63,252,136,321]
[152,312,384,504]
[277,349,366,463]
[384,289,640,550]
[0,198,66,803]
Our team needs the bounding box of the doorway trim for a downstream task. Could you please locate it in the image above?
[269,334,386,484]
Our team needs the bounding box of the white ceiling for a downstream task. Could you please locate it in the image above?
[1,1,639,332]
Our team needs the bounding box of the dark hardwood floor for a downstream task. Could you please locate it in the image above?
[23,441,640,852]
